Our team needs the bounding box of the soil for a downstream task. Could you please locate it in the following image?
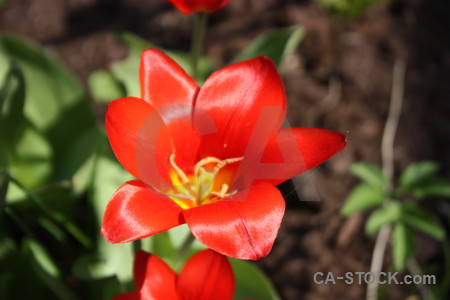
[1,0,450,299]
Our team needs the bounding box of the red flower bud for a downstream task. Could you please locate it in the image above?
[167,0,231,14]
[111,250,235,300]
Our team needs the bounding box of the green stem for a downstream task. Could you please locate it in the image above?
[175,232,196,267]
[190,13,207,81]
[133,239,142,253]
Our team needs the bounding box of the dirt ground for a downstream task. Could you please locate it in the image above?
[1,0,450,299]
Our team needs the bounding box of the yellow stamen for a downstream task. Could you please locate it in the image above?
[193,157,222,174]
[193,156,243,175]
[169,154,189,184]
[165,193,195,200]
[210,183,229,198]
[166,154,244,208]
[213,157,243,175]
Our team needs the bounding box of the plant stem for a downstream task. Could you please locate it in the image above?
[408,258,432,300]
[190,12,207,81]
[175,232,196,267]
[366,59,406,300]
[381,60,406,191]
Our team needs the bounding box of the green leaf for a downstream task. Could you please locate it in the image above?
[0,171,9,219]
[6,120,53,189]
[167,224,205,251]
[7,178,91,248]
[26,239,59,277]
[402,203,445,241]
[0,62,26,147]
[88,69,125,103]
[365,202,402,236]
[411,177,450,199]
[392,222,415,271]
[232,26,305,69]
[0,34,94,132]
[341,183,386,216]
[55,126,103,181]
[89,155,134,282]
[0,34,96,183]
[0,238,58,299]
[151,232,177,263]
[350,162,387,188]
[24,239,78,300]
[230,258,281,300]
[399,161,439,191]
[0,64,52,190]
[316,0,386,18]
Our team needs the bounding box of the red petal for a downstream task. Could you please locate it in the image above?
[111,292,140,300]
[133,251,180,300]
[139,48,198,108]
[167,0,230,14]
[101,180,184,243]
[106,97,200,188]
[177,250,235,300]
[259,127,347,186]
[183,183,285,260]
[194,57,286,161]
[106,97,154,179]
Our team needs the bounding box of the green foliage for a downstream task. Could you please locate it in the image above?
[345,160,449,274]
[88,69,125,103]
[396,161,450,199]
[399,161,439,191]
[89,26,304,103]
[0,63,52,189]
[401,202,445,241]
[0,35,96,187]
[350,162,387,189]
[410,177,450,199]
[365,202,402,236]
[0,171,9,219]
[341,183,386,216]
[232,26,305,69]
[230,258,281,300]
[88,31,214,102]
[392,222,415,271]
[316,0,387,19]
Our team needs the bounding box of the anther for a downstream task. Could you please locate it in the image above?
[193,156,243,175]
[213,157,243,175]
[193,157,222,174]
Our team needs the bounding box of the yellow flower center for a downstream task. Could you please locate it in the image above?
[165,153,243,209]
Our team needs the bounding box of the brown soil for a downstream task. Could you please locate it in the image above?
[1,0,449,299]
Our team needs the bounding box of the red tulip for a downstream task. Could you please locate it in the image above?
[112,249,235,300]
[102,48,346,260]
[167,0,231,14]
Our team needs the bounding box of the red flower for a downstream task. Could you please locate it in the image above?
[167,0,231,14]
[102,48,346,260]
[112,249,235,300]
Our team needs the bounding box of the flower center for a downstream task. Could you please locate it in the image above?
[165,153,243,209]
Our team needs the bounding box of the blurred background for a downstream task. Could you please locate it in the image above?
[1,0,450,299]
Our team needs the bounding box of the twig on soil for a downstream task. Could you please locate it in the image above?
[366,59,406,300]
